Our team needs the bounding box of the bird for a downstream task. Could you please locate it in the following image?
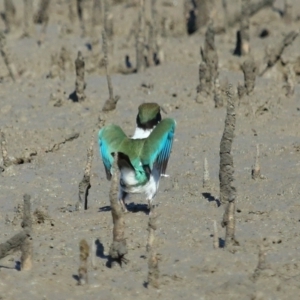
[131,102,162,140]
[98,118,176,213]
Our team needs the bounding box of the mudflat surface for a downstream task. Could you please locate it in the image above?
[1,1,300,299]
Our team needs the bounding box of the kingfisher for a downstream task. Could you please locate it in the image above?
[98,118,176,213]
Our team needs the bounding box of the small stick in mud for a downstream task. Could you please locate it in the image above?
[22,0,35,38]
[75,51,86,102]
[194,0,214,30]
[284,63,296,97]
[69,51,86,102]
[135,0,146,73]
[1,132,37,167]
[0,231,28,260]
[222,0,228,32]
[102,30,120,112]
[260,31,298,76]
[97,113,106,130]
[219,84,236,205]
[146,21,155,67]
[0,194,33,270]
[78,239,90,285]
[92,0,102,28]
[146,0,157,67]
[77,130,95,211]
[237,81,246,100]
[78,0,94,37]
[219,84,239,249]
[214,77,223,108]
[4,0,16,33]
[1,130,11,168]
[242,0,251,55]
[68,0,79,26]
[222,191,238,250]
[38,19,49,46]
[20,194,33,270]
[22,194,32,230]
[283,0,293,24]
[213,220,219,249]
[241,57,256,95]
[200,22,218,95]
[89,30,101,72]
[108,153,128,267]
[91,239,97,269]
[156,35,164,65]
[34,0,51,24]
[45,132,80,153]
[252,144,261,180]
[103,0,113,41]
[203,157,210,189]
[234,0,250,56]
[34,0,51,45]
[199,22,223,107]
[20,234,33,270]
[146,207,159,288]
[196,62,209,103]
[252,241,270,281]
[0,32,18,81]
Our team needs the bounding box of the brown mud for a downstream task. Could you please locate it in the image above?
[1,0,300,299]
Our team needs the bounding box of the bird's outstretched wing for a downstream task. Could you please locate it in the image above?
[98,124,127,180]
[141,118,176,176]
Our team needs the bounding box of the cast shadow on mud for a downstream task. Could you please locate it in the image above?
[93,239,118,268]
[202,192,221,207]
[0,264,18,270]
[72,274,80,284]
[99,202,149,214]
[95,239,109,260]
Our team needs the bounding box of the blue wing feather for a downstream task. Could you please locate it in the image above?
[155,127,175,175]
[142,118,176,176]
[99,134,113,179]
[98,125,127,180]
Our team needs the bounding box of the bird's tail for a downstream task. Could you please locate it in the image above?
[113,152,151,182]
[113,152,134,170]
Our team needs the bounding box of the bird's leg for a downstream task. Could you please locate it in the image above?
[120,198,128,213]
[147,198,154,215]
[147,199,152,210]
[119,190,128,213]
[161,174,170,178]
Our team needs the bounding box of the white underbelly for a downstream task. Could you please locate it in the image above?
[120,167,160,200]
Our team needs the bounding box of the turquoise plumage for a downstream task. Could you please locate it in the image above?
[98,118,176,212]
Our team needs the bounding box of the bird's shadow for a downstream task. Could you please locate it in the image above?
[99,202,149,214]
[202,193,221,207]
[95,239,109,260]
[99,205,111,212]
[94,239,119,268]
[72,274,80,284]
[0,264,18,270]
[126,202,149,214]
